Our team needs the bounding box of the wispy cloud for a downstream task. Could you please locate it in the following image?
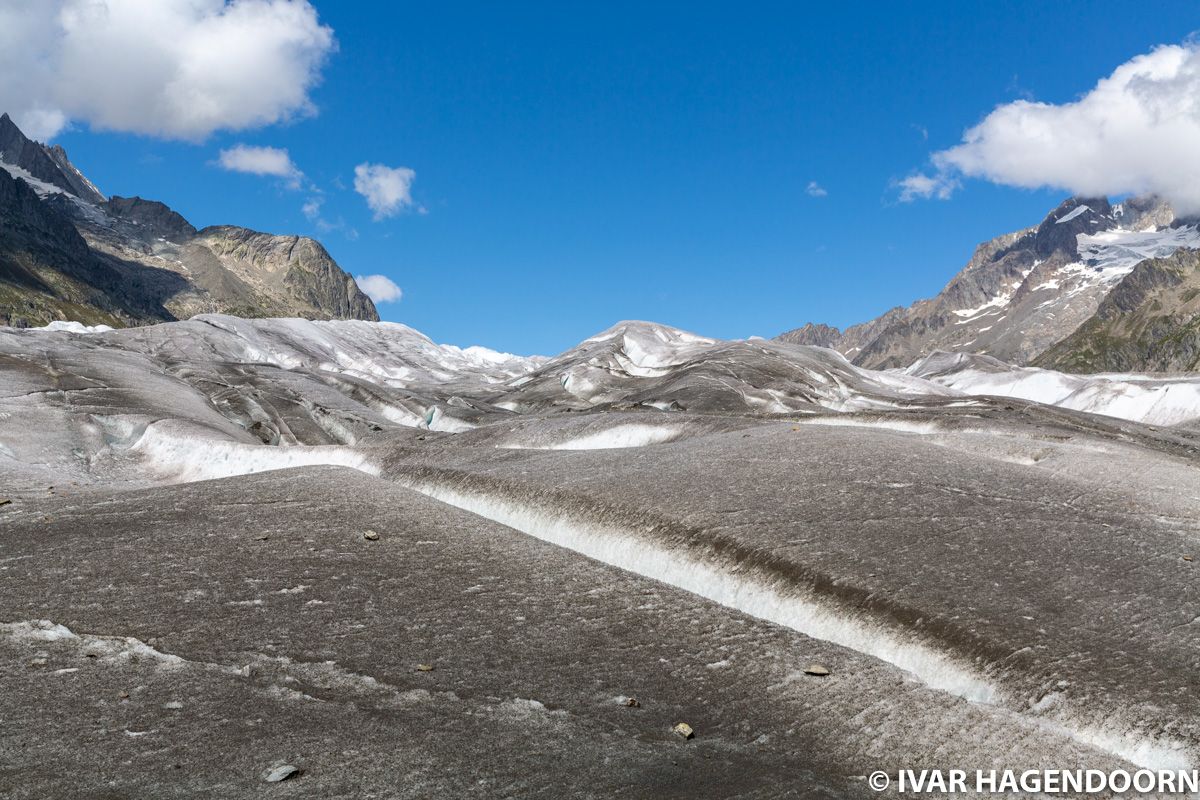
[302,196,323,220]
[896,171,959,202]
[301,195,357,239]
[805,180,828,198]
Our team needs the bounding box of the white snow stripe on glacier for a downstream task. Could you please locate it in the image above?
[401,481,996,702]
[497,424,683,450]
[399,479,1194,774]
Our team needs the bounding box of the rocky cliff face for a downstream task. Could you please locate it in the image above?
[0,166,121,327]
[0,114,379,327]
[778,195,1200,371]
[193,227,378,321]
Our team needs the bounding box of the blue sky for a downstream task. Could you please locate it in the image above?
[31,2,1200,354]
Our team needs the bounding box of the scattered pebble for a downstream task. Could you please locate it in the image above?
[673,722,695,740]
[264,765,300,783]
[415,663,434,672]
[257,535,269,541]
[363,530,380,541]
[1184,555,1194,562]
[624,697,641,708]
[804,664,831,677]
[0,498,11,507]
[163,701,183,710]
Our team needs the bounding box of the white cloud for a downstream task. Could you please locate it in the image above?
[0,0,335,141]
[353,163,417,219]
[902,42,1200,213]
[897,171,959,202]
[805,180,828,198]
[355,274,402,304]
[217,144,302,188]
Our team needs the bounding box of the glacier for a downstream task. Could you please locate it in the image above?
[3,313,1200,798]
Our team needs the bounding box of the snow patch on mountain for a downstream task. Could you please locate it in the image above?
[0,160,68,197]
[1076,225,1200,275]
[1054,205,1091,225]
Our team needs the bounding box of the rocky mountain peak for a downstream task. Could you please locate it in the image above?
[0,113,105,204]
[776,322,844,348]
[1114,195,1176,230]
[104,196,198,242]
[1030,196,1115,258]
[43,143,107,205]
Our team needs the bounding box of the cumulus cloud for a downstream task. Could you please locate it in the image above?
[805,180,828,198]
[217,144,302,187]
[900,42,1200,213]
[355,274,402,304]
[353,163,417,219]
[0,0,335,141]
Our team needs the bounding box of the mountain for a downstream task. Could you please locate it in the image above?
[1034,248,1200,372]
[778,194,1200,371]
[0,113,377,327]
